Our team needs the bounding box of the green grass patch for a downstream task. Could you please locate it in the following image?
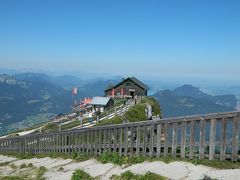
[114,98,125,106]
[0,162,10,166]
[57,167,64,172]
[71,169,93,180]
[97,152,144,166]
[125,103,147,122]
[37,166,47,180]
[111,171,167,180]
[20,163,33,169]
[41,122,59,133]
[0,176,25,180]
[97,116,123,126]
[97,97,162,126]
[2,152,240,170]
[61,120,81,130]
[20,163,28,169]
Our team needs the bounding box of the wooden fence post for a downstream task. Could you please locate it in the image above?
[119,127,123,156]
[157,124,162,158]
[143,126,148,156]
[136,126,141,156]
[164,123,168,157]
[199,119,206,159]
[149,125,154,157]
[181,121,186,158]
[220,118,227,161]
[172,123,177,158]
[232,117,239,161]
[103,129,107,153]
[209,118,216,160]
[189,121,195,159]
[99,129,102,155]
[0,112,239,162]
[130,126,134,157]
[124,127,128,156]
[108,129,111,152]
[113,128,117,153]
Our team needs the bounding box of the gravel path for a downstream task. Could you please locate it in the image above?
[0,155,239,180]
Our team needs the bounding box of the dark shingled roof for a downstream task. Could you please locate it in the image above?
[105,77,149,91]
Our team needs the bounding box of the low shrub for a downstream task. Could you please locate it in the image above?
[99,152,123,165]
[97,116,123,126]
[37,166,47,180]
[72,152,92,162]
[9,163,17,169]
[28,163,34,168]
[20,163,27,169]
[98,152,144,166]
[0,176,24,180]
[120,171,135,180]
[111,171,167,180]
[0,162,10,166]
[71,169,93,180]
[57,167,64,172]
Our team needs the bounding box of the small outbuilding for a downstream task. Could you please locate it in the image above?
[105,77,149,99]
[90,96,114,112]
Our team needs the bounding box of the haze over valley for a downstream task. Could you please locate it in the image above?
[0,71,239,135]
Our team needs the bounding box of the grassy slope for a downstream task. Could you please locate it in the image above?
[7,97,161,136]
[97,96,162,126]
[111,171,167,180]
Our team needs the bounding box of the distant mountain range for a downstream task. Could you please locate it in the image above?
[14,73,84,89]
[212,86,240,100]
[0,73,238,135]
[153,85,237,118]
[0,73,119,135]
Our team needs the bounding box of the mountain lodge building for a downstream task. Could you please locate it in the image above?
[105,77,149,99]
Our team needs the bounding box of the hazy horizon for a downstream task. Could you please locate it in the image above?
[1,0,240,85]
[1,67,240,89]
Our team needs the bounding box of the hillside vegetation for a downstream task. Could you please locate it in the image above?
[1,73,237,135]
[97,97,162,126]
[25,97,161,134]
[0,73,120,135]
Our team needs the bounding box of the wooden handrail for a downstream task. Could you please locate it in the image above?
[0,111,239,162]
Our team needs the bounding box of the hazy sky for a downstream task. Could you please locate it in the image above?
[0,0,240,80]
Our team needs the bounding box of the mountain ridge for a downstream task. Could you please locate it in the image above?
[153,85,237,118]
[0,73,238,135]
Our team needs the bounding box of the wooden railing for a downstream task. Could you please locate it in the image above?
[0,111,239,161]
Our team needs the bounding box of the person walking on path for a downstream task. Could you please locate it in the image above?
[146,103,152,120]
[88,111,93,124]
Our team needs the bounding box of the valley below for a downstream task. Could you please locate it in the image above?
[0,73,239,135]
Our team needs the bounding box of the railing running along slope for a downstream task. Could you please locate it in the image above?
[0,111,239,161]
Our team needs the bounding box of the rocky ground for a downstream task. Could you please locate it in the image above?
[0,155,240,180]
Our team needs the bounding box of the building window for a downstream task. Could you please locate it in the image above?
[125,82,131,86]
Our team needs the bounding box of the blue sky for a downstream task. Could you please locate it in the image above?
[0,0,240,80]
